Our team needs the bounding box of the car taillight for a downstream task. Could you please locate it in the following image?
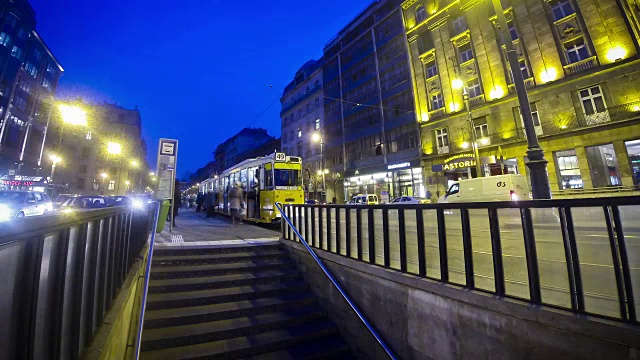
[510,190,519,201]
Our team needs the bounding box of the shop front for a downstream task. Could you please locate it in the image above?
[343,160,424,203]
[0,175,49,193]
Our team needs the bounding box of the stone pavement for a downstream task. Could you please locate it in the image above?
[154,208,281,247]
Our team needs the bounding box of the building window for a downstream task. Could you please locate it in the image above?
[452,16,468,35]
[565,40,590,63]
[556,149,583,189]
[625,140,640,186]
[315,118,320,130]
[79,165,87,174]
[435,128,449,148]
[425,60,438,79]
[416,6,427,23]
[579,85,607,116]
[430,93,443,110]
[298,128,302,137]
[509,24,518,41]
[11,46,23,60]
[467,78,482,98]
[85,131,92,140]
[0,32,11,47]
[108,180,116,191]
[586,144,621,187]
[77,178,85,189]
[551,0,575,21]
[82,146,90,158]
[459,43,474,63]
[475,123,489,139]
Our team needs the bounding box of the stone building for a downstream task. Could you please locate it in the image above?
[280,59,326,201]
[401,0,640,199]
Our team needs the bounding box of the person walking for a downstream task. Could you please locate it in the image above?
[171,178,180,227]
[196,192,204,212]
[205,190,217,218]
[229,182,244,226]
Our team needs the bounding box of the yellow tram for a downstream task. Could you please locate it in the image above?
[199,152,303,223]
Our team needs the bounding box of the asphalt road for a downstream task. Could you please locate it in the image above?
[291,206,640,319]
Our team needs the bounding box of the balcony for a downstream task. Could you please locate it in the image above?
[563,56,597,75]
[468,94,485,107]
[437,145,450,154]
[280,84,322,115]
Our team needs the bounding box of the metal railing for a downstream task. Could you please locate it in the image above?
[280,197,640,325]
[0,205,157,359]
[275,202,398,360]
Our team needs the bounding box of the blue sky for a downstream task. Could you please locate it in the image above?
[29,0,373,178]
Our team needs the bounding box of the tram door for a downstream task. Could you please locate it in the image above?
[246,166,260,219]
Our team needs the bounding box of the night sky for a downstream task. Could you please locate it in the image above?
[28,0,373,178]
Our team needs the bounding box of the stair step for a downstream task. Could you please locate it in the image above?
[140,320,339,360]
[248,334,352,360]
[152,243,283,257]
[146,281,310,311]
[148,270,301,293]
[144,293,318,329]
[152,250,287,266]
[141,307,328,351]
[150,260,296,279]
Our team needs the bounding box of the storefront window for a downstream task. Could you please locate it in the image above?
[626,140,640,186]
[556,150,583,189]
[586,144,621,187]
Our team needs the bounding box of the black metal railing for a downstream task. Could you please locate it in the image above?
[280,197,640,325]
[0,205,157,359]
[276,203,398,360]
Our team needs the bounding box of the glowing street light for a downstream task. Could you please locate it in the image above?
[49,154,62,181]
[130,160,139,168]
[311,132,326,199]
[107,142,122,155]
[101,172,108,180]
[58,104,88,126]
[149,171,155,177]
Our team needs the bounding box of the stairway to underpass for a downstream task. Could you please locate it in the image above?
[140,242,354,359]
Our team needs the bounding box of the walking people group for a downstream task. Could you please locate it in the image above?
[185,183,244,226]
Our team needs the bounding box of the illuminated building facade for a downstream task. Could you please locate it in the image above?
[323,0,423,203]
[402,0,640,199]
[0,0,63,177]
[280,59,326,201]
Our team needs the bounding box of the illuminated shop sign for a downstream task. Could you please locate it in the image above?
[387,162,411,170]
[432,153,476,172]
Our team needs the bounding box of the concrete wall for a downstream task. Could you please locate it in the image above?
[280,240,640,360]
[83,245,149,360]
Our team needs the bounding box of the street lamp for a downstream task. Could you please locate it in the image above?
[57,104,88,147]
[312,132,326,200]
[450,67,482,178]
[49,154,62,182]
[106,141,122,155]
[130,160,139,168]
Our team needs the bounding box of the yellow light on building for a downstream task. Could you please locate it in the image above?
[58,104,88,126]
[489,86,505,100]
[461,141,469,149]
[606,46,627,62]
[107,142,122,155]
[449,102,460,112]
[540,68,557,83]
[633,105,640,112]
[480,138,489,145]
[451,79,464,90]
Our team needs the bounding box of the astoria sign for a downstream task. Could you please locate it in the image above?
[442,153,476,171]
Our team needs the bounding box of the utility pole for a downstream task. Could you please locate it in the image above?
[492,0,551,199]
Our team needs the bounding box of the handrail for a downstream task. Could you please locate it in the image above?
[275,202,398,360]
[133,201,162,360]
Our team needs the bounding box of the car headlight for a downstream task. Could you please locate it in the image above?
[131,199,144,210]
[0,204,14,221]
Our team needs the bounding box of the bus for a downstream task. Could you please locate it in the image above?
[200,152,303,223]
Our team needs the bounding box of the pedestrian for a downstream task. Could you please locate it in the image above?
[229,182,244,226]
[188,195,194,209]
[205,190,217,218]
[172,179,180,227]
[196,192,204,212]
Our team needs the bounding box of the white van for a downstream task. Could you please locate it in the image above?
[438,174,530,203]
[349,194,379,205]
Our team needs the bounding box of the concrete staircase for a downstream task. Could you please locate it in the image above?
[140,243,353,359]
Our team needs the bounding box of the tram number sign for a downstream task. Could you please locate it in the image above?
[275,153,286,162]
[496,181,507,188]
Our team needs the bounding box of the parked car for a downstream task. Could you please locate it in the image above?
[390,196,430,204]
[60,196,110,210]
[52,194,76,209]
[0,190,53,221]
[349,194,379,205]
[438,174,530,203]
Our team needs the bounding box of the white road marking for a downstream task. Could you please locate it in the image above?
[171,235,184,244]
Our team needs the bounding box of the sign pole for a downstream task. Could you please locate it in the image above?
[156,138,179,232]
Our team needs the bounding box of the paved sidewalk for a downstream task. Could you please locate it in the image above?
[154,208,281,247]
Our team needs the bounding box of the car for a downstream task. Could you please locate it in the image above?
[53,194,76,209]
[0,190,53,221]
[349,194,379,205]
[389,196,430,204]
[60,195,110,210]
[438,174,530,203]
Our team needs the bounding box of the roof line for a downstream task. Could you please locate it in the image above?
[31,30,64,72]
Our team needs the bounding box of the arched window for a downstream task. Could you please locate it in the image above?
[416,6,427,23]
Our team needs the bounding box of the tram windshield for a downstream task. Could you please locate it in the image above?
[274,169,301,187]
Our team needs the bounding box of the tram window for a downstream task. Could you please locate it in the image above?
[274,169,301,187]
[265,169,274,189]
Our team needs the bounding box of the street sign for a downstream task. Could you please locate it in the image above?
[156,139,179,200]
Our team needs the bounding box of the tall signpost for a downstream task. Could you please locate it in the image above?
[156,138,179,232]
[492,0,551,199]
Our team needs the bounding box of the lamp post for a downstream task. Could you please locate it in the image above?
[492,0,551,199]
[130,159,139,194]
[49,154,61,182]
[100,172,108,193]
[312,132,325,201]
[107,141,122,194]
[451,63,482,178]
